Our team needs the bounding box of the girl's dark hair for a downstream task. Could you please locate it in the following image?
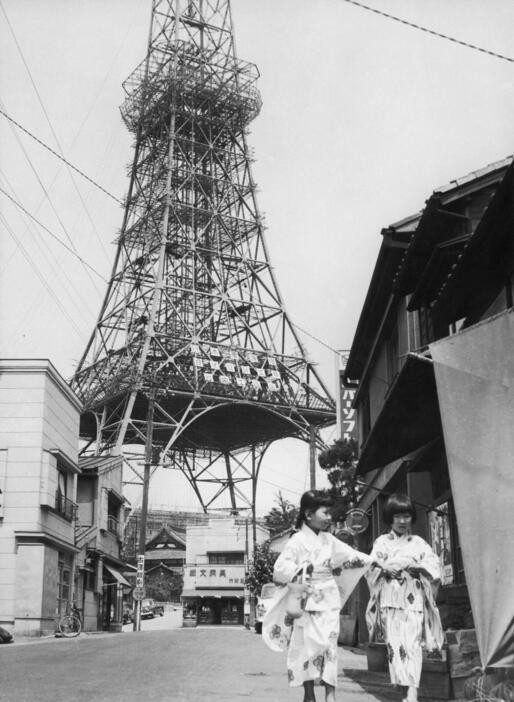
[382,492,417,526]
[295,490,334,529]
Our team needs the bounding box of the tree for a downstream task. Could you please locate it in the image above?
[318,437,364,522]
[145,568,183,602]
[245,542,278,595]
[263,491,299,535]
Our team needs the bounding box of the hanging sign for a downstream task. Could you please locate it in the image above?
[345,508,369,534]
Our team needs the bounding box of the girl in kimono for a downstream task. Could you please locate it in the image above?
[262,490,372,702]
[366,493,444,702]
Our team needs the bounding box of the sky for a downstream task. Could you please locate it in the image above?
[0,0,513,515]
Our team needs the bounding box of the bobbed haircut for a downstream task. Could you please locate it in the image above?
[295,490,334,529]
[382,492,417,526]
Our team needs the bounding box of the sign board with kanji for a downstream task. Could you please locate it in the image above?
[133,586,146,601]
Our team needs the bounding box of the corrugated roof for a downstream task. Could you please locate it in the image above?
[79,455,122,473]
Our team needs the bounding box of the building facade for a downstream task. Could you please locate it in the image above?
[344,156,514,642]
[181,517,269,626]
[0,360,82,637]
[75,455,129,632]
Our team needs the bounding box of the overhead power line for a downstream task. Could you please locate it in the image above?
[291,321,347,358]
[0,108,124,206]
[0,1,114,259]
[0,186,108,282]
[0,213,87,342]
[341,0,514,64]
[0,167,99,322]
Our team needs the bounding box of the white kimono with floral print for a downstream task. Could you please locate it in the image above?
[366,531,444,687]
[262,525,372,688]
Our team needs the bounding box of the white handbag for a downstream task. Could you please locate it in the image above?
[285,566,311,619]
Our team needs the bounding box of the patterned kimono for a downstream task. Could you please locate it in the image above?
[366,531,444,687]
[262,524,372,688]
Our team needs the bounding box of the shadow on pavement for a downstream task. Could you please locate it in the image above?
[342,667,401,702]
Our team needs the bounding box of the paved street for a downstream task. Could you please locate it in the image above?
[0,618,392,702]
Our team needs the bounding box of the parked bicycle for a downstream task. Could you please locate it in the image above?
[58,601,82,638]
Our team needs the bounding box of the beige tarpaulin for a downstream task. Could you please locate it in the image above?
[430,309,514,669]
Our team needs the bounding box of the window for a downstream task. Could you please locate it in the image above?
[107,493,120,537]
[55,468,74,520]
[57,551,72,614]
[208,552,244,565]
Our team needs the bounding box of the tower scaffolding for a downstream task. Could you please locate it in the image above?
[71,0,336,513]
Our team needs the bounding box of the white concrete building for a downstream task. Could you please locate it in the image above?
[0,360,82,636]
[181,517,269,626]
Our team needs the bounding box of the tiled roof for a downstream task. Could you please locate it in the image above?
[433,155,513,194]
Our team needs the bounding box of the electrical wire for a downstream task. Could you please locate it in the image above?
[0,108,123,207]
[0,1,113,259]
[341,0,514,64]
[0,99,103,296]
[0,186,108,282]
[0,213,88,343]
[290,320,348,358]
[0,168,98,324]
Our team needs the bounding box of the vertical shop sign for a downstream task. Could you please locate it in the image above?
[337,351,358,442]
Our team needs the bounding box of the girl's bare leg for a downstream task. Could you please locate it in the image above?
[406,686,418,702]
[303,680,316,702]
[324,682,336,702]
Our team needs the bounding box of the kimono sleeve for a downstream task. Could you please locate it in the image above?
[366,535,388,589]
[330,535,373,570]
[272,537,302,584]
[413,537,441,581]
[330,535,372,608]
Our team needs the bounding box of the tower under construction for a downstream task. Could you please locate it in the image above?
[71,0,335,513]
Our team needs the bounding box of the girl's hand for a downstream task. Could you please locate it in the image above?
[381,565,402,579]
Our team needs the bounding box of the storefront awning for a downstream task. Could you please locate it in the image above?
[181,589,244,598]
[104,564,130,587]
[357,354,442,474]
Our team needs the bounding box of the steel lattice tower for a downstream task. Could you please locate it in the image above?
[72,0,335,513]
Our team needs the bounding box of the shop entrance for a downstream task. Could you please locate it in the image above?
[197,597,243,625]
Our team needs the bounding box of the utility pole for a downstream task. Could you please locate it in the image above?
[133,391,155,631]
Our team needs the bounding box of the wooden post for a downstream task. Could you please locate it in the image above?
[133,392,155,631]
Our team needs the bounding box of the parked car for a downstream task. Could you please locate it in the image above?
[255,583,276,634]
[141,598,164,618]
[140,602,154,620]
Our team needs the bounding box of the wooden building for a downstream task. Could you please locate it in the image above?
[344,156,514,661]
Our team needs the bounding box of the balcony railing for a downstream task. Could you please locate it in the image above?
[55,491,76,521]
[107,515,120,537]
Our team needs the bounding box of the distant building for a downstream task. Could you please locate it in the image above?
[181,518,269,626]
[123,526,186,603]
[123,508,215,561]
[0,360,81,637]
[144,525,186,570]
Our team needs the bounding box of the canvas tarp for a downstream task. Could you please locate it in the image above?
[430,309,514,669]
